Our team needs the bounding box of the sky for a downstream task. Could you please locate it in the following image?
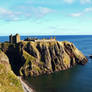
[0,0,92,35]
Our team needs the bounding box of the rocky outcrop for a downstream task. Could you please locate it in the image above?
[0,40,87,78]
[0,50,23,92]
[18,40,88,77]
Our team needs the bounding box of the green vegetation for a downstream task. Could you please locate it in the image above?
[20,49,43,77]
[20,50,36,76]
[0,51,23,92]
[0,64,23,92]
[0,40,87,80]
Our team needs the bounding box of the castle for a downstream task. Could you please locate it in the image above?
[9,34,56,44]
[9,34,20,43]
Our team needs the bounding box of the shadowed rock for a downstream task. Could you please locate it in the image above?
[0,40,88,77]
[19,41,88,77]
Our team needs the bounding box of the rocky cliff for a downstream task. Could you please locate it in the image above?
[0,50,23,92]
[0,40,88,78]
[18,40,88,77]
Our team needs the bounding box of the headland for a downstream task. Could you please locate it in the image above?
[0,34,88,92]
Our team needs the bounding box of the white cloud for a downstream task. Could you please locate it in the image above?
[84,7,92,12]
[64,0,92,4]
[69,12,83,17]
[80,0,92,4]
[64,0,75,4]
[30,7,54,18]
[0,8,12,15]
[0,7,54,21]
[69,7,92,17]
[0,8,22,21]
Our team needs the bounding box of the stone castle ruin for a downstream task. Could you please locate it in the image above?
[9,34,20,44]
[9,34,56,44]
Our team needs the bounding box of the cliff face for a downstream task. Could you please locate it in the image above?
[0,50,23,92]
[18,41,88,77]
[0,40,88,91]
[0,40,87,78]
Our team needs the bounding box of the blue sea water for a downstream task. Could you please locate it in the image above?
[0,35,92,92]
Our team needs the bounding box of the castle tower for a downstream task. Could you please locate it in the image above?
[15,34,20,43]
[9,34,13,43]
[9,34,20,44]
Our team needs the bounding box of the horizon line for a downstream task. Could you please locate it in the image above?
[0,34,92,36]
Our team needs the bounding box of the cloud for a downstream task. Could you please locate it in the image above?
[69,12,83,17]
[30,7,54,18]
[80,0,92,4]
[64,0,75,4]
[84,7,92,12]
[69,7,92,17]
[64,0,92,4]
[0,7,54,22]
[0,8,22,21]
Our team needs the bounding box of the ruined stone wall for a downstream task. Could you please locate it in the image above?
[9,34,20,44]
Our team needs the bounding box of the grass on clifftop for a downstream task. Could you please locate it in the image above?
[0,61,23,92]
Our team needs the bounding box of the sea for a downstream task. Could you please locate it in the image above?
[0,35,92,92]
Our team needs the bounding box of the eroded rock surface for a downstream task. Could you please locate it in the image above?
[18,41,88,77]
[0,40,87,78]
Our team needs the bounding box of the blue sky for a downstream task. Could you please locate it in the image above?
[0,0,92,35]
